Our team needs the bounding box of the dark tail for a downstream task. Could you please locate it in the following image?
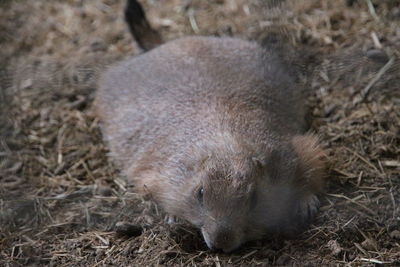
[124,0,163,51]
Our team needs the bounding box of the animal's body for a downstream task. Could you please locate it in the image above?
[94,0,325,253]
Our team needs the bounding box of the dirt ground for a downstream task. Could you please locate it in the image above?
[0,0,399,266]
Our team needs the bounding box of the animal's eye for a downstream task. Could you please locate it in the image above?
[197,187,204,203]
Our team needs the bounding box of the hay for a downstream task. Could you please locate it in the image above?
[0,0,399,266]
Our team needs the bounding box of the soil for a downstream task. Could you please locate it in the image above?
[0,0,399,266]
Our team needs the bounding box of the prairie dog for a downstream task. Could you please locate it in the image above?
[94,0,325,252]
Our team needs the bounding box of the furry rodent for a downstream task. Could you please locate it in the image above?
[94,0,325,252]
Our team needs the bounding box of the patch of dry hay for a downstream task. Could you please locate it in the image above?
[1,0,399,266]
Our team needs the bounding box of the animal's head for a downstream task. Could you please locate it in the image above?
[192,155,260,253]
[159,134,325,252]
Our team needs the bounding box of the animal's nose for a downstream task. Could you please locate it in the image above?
[210,229,237,253]
[201,226,240,253]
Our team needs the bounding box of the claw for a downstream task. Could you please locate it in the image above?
[297,194,320,226]
[165,214,177,224]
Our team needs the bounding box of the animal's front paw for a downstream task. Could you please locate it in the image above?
[296,194,320,226]
[165,214,178,224]
[279,194,320,237]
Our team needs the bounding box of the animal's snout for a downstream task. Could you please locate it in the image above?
[201,226,240,253]
[213,229,235,252]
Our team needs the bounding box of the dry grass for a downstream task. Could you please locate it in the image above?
[0,0,399,266]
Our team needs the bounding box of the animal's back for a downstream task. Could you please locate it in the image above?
[95,36,306,171]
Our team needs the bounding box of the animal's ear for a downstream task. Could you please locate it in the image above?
[198,155,210,170]
[291,134,326,193]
